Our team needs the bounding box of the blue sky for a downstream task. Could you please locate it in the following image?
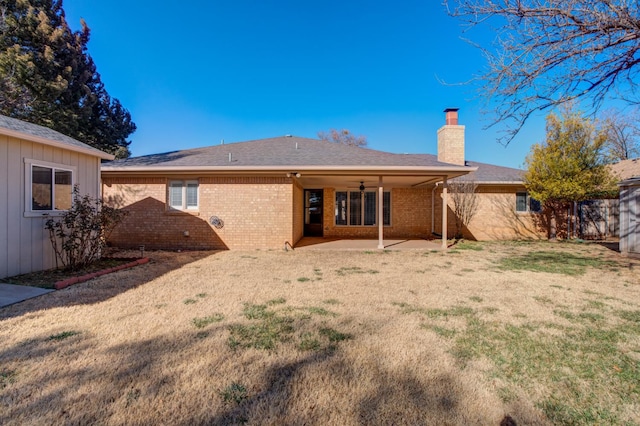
[62,0,547,168]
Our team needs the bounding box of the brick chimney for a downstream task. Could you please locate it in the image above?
[437,108,465,166]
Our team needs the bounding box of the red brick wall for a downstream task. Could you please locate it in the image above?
[103,176,545,249]
[322,187,433,239]
[292,181,304,244]
[433,184,544,240]
[103,176,294,250]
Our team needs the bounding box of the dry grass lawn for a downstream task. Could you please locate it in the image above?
[1,241,639,425]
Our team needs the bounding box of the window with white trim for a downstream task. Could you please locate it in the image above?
[25,159,75,215]
[168,180,199,210]
[516,192,541,213]
[335,190,391,226]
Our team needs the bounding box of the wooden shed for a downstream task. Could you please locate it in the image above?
[619,177,640,257]
[0,115,113,279]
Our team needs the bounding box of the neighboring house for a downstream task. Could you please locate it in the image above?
[101,109,539,250]
[0,114,114,279]
[617,159,640,256]
[612,157,640,181]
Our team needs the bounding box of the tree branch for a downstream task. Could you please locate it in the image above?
[446,0,640,144]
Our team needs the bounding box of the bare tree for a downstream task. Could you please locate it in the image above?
[600,108,640,162]
[317,129,367,147]
[449,180,480,239]
[445,0,640,144]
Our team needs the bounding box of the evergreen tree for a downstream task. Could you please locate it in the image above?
[523,107,617,239]
[0,0,135,157]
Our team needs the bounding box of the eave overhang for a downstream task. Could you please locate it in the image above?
[618,177,640,187]
[475,181,524,185]
[0,127,115,160]
[101,164,477,179]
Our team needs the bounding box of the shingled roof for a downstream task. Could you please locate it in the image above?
[103,135,524,183]
[611,158,640,181]
[0,114,113,159]
[452,161,524,184]
[104,136,453,168]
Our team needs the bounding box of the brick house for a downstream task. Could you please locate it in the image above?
[102,109,540,250]
[0,114,114,279]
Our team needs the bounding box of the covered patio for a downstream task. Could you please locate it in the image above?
[295,167,474,250]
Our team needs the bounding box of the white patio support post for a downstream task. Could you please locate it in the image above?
[378,176,385,249]
[441,177,448,249]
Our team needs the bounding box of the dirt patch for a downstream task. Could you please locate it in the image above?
[0,258,137,289]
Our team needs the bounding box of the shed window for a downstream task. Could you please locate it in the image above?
[25,159,75,215]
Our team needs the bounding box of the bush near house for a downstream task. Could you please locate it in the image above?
[45,186,128,270]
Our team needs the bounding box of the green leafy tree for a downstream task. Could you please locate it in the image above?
[0,0,135,157]
[523,108,618,239]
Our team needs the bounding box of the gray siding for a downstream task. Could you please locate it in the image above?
[620,184,640,255]
[0,134,101,279]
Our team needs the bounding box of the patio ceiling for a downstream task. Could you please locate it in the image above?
[297,174,446,188]
[281,165,476,188]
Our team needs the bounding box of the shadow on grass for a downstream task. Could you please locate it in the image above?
[0,250,218,321]
[0,325,511,425]
[496,250,620,276]
[594,240,620,253]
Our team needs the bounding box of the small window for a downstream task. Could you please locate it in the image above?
[25,159,75,215]
[168,180,199,210]
[516,192,528,212]
[516,192,541,213]
[335,190,391,226]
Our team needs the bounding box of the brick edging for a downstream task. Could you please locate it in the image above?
[54,258,150,290]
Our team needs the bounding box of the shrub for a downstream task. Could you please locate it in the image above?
[45,186,128,271]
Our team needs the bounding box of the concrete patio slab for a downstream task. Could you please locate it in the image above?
[0,283,53,308]
[294,238,443,251]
